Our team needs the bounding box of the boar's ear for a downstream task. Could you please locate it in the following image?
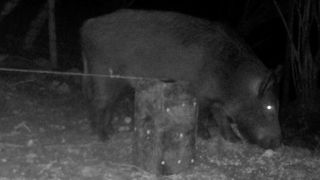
[258,65,282,97]
[273,65,283,84]
[258,73,274,97]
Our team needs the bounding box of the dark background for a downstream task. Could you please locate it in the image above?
[0,0,287,70]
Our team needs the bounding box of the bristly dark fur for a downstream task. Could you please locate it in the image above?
[81,9,281,149]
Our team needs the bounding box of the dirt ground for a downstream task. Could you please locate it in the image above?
[0,74,319,180]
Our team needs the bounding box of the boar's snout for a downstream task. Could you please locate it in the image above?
[255,128,282,149]
[257,135,281,149]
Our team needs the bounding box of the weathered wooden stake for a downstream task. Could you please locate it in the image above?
[133,80,197,176]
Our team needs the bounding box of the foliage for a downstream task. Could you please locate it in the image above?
[274,0,320,103]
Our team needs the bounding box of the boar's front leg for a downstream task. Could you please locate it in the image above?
[197,105,212,139]
[211,103,240,142]
[90,77,127,141]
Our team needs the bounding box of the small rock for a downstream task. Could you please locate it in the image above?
[81,166,100,177]
[57,82,70,94]
[261,149,276,158]
[124,117,132,124]
[25,153,37,163]
[27,139,35,147]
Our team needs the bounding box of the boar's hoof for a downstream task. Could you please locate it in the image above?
[219,125,241,143]
[197,126,211,140]
[222,132,241,143]
[97,126,115,141]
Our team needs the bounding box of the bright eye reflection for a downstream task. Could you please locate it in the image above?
[266,105,273,110]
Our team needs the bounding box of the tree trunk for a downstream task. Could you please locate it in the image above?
[0,0,21,23]
[23,2,48,50]
[281,0,294,105]
[48,0,57,68]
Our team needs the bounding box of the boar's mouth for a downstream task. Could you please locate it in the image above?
[230,122,281,149]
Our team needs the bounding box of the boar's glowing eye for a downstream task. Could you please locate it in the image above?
[266,105,273,110]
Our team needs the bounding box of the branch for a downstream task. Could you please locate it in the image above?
[273,0,299,59]
[0,0,21,23]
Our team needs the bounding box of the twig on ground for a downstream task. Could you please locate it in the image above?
[0,142,24,148]
[14,121,32,133]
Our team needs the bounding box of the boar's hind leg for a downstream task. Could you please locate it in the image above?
[211,103,240,142]
[197,105,212,139]
[90,77,128,141]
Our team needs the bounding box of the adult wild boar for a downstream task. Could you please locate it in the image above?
[81,9,282,149]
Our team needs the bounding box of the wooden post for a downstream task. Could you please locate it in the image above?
[133,80,197,176]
